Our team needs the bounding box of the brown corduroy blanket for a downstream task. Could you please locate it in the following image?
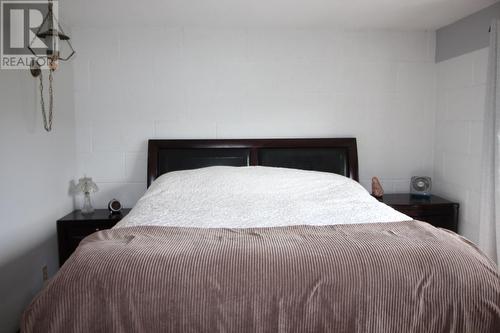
[22,221,500,332]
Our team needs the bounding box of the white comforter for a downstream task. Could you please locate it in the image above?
[116,166,410,228]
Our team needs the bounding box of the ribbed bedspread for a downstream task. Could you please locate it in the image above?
[22,221,500,332]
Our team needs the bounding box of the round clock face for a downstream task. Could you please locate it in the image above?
[108,199,122,212]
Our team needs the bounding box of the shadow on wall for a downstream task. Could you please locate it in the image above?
[0,233,58,333]
[68,179,78,210]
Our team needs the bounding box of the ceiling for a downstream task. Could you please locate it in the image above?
[62,0,498,30]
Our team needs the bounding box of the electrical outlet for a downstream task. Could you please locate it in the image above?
[42,265,48,283]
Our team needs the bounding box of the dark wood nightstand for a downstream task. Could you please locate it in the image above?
[380,194,459,232]
[57,209,130,266]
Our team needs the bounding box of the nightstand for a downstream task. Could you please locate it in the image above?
[381,194,459,232]
[57,209,130,266]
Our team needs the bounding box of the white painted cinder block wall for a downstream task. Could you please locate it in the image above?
[434,48,489,243]
[0,68,76,332]
[72,28,437,208]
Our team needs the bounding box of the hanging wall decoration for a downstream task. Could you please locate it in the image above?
[28,0,75,132]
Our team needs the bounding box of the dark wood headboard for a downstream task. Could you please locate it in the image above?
[147,138,358,187]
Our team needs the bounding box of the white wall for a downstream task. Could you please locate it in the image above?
[72,28,437,208]
[0,68,75,332]
[434,47,488,243]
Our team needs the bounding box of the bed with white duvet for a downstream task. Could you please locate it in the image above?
[22,166,500,333]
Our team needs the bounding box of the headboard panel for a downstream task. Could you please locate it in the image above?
[157,148,251,175]
[148,138,358,187]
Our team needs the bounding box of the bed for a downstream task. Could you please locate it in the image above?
[22,138,500,332]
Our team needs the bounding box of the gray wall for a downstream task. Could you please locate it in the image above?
[436,1,500,62]
[0,68,76,332]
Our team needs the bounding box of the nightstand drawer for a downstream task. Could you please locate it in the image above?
[381,194,459,232]
[57,209,130,266]
[64,225,107,250]
[398,209,457,230]
[66,224,112,236]
[418,215,456,230]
